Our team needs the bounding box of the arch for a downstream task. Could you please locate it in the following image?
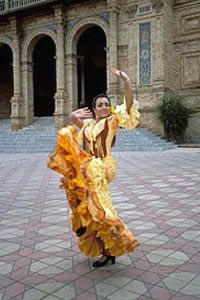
[21,28,57,125]
[33,36,56,117]
[66,16,109,55]
[0,36,13,50]
[0,39,13,119]
[22,28,57,62]
[65,17,109,110]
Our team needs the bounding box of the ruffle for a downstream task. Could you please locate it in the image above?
[114,99,140,129]
[48,125,139,257]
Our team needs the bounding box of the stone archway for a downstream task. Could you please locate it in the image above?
[33,36,56,117]
[0,42,13,119]
[77,26,106,108]
[22,28,57,125]
[65,17,109,110]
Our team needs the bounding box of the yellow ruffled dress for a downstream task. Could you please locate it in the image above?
[48,101,140,257]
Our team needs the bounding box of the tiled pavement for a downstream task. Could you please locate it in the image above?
[0,149,200,300]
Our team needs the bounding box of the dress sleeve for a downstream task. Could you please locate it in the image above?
[114,98,140,129]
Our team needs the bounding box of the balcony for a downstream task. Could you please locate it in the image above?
[0,0,53,14]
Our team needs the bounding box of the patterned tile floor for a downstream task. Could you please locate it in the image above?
[0,148,200,300]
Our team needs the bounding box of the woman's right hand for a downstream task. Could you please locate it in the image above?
[73,107,93,119]
[69,107,93,128]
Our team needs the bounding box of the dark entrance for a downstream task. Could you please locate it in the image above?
[0,44,13,118]
[77,26,106,108]
[33,36,56,116]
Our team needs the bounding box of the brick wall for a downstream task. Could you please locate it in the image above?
[0,0,199,140]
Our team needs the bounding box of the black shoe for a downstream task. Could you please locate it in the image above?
[76,226,86,237]
[92,255,116,268]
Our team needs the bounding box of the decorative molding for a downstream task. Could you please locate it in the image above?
[9,16,22,36]
[137,4,152,16]
[181,52,200,89]
[0,35,13,49]
[96,12,109,23]
[22,27,57,61]
[107,0,120,13]
[181,13,200,36]
[23,23,57,39]
[46,23,57,32]
[67,12,109,31]
[3,34,13,41]
[139,22,152,85]
[67,17,81,29]
[151,0,164,13]
[65,16,109,55]
[126,4,137,19]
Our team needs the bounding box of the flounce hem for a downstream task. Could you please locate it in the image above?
[48,125,139,257]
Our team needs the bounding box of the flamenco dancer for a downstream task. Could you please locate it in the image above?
[48,68,140,267]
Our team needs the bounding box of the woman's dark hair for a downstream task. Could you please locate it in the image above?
[92,93,111,110]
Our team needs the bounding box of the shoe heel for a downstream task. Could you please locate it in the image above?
[111,256,116,264]
[76,226,86,237]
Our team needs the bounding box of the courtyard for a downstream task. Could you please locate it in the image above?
[0,149,200,300]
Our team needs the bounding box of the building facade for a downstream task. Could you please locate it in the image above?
[0,0,199,142]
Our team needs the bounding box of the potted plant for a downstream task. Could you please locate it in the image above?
[156,92,191,143]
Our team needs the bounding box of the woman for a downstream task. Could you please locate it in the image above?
[48,68,140,267]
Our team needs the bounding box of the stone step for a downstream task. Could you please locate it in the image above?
[0,117,177,153]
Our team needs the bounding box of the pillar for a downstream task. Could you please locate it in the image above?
[54,5,68,128]
[10,17,25,130]
[107,0,120,105]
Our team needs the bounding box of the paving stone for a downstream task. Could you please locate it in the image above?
[123,279,147,295]
[52,285,75,299]
[22,288,47,300]
[163,278,188,292]
[107,289,139,300]
[0,150,199,300]
[34,282,65,293]
[181,284,200,295]
[94,282,119,297]
[102,276,132,287]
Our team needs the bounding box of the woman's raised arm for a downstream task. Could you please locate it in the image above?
[111,67,133,114]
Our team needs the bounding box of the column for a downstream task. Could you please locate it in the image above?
[153,16,164,88]
[10,17,25,130]
[54,5,68,128]
[107,0,120,105]
[5,0,9,10]
[79,56,85,107]
[21,60,34,126]
[66,53,77,112]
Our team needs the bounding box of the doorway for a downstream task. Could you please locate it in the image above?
[77,26,106,108]
[0,44,13,118]
[33,36,56,116]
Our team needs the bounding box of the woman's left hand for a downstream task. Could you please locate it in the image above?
[111,67,129,82]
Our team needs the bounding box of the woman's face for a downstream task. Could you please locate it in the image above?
[94,97,111,120]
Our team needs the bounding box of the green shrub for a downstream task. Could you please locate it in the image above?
[156,92,191,143]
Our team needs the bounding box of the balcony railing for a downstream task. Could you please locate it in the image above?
[0,0,48,13]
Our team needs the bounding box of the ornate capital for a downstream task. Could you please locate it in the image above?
[152,0,164,12]
[126,3,137,18]
[53,4,65,25]
[9,16,21,35]
[107,0,120,13]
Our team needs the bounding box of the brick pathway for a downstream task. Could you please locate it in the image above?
[0,149,200,300]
